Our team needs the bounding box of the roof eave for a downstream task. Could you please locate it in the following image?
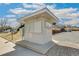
[19,7,59,24]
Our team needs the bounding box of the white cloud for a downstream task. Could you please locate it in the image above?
[55,8,77,14]
[0,3,10,5]
[64,19,79,25]
[5,14,16,18]
[48,6,78,19]
[22,4,79,20]
[47,4,56,9]
[0,17,20,28]
[23,3,45,9]
[23,4,33,8]
[9,21,20,28]
[9,3,79,26]
[7,18,20,28]
[10,8,33,14]
[47,5,79,25]
[10,3,45,15]
[66,12,79,18]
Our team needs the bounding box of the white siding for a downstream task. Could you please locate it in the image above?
[24,19,52,44]
[34,21,42,33]
[25,20,42,33]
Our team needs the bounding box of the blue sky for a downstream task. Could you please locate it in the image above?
[0,3,79,26]
[0,3,79,16]
[0,3,79,17]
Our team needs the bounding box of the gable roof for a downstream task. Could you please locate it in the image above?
[19,7,59,24]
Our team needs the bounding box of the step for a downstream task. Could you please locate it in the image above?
[17,40,54,54]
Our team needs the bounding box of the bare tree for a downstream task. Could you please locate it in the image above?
[0,18,9,32]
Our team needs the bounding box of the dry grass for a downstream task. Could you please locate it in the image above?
[0,29,22,43]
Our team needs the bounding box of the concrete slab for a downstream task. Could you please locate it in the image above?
[17,40,54,54]
[0,37,8,42]
[6,42,16,47]
[0,42,15,55]
[52,31,79,49]
[0,46,15,55]
[3,45,43,56]
[0,37,16,55]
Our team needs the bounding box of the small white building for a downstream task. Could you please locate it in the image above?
[19,7,58,54]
